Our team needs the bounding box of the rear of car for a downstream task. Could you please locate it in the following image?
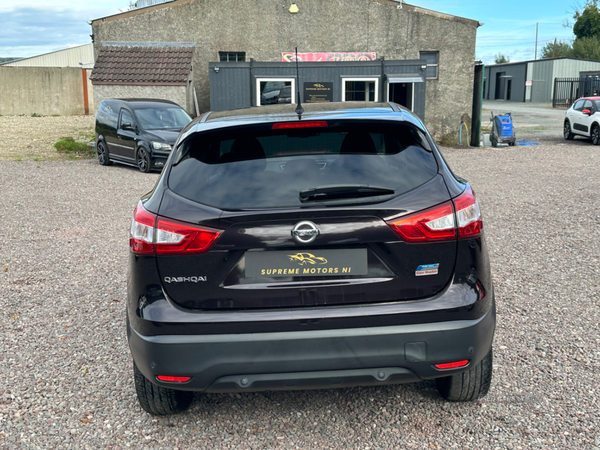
[127,102,495,415]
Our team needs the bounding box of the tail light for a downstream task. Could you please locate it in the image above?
[387,184,482,243]
[272,121,328,129]
[130,201,222,255]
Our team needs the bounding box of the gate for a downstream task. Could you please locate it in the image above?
[552,78,579,109]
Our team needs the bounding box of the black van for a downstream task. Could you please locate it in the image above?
[95,99,192,172]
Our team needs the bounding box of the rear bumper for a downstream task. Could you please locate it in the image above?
[128,300,495,392]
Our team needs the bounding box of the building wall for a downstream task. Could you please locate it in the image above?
[92,84,188,113]
[0,66,91,115]
[484,63,527,102]
[4,44,94,68]
[486,58,600,103]
[91,0,478,140]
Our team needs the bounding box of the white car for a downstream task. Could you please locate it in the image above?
[564,97,600,144]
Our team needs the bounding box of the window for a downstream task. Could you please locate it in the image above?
[342,78,379,102]
[256,78,295,105]
[219,52,245,62]
[119,109,135,129]
[170,122,437,210]
[573,100,584,111]
[420,51,439,79]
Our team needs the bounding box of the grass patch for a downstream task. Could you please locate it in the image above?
[54,137,95,159]
[31,112,42,117]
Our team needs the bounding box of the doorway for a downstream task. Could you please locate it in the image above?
[389,82,413,110]
[495,72,506,100]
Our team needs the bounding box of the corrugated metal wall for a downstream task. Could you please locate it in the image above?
[483,63,527,101]
[530,59,554,102]
[209,60,426,119]
[4,44,94,68]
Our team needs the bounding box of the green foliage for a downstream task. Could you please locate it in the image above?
[572,35,600,60]
[54,137,95,158]
[30,112,42,117]
[573,0,600,39]
[494,53,510,64]
[541,39,573,58]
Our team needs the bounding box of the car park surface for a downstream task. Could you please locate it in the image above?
[1,112,599,447]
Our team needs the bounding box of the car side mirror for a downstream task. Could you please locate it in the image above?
[582,109,592,115]
[121,122,135,131]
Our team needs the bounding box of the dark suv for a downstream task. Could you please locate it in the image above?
[127,102,495,415]
[95,99,192,172]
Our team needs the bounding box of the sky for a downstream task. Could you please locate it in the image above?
[0,0,579,65]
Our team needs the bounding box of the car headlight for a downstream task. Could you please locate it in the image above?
[152,141,172,151]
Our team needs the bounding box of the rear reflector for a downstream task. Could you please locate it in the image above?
[157,375,192,382]
[386,184,482,243]
[434,360,469,370]
[272,120,328,129]
[130,201,222,255]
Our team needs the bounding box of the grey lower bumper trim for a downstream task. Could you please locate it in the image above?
[206,367,420,393]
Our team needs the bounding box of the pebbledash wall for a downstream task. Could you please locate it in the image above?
[91,0,480,140]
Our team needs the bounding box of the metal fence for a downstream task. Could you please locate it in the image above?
[552,78,579,109]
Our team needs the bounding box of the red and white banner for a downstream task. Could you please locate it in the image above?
[282,52,377,62]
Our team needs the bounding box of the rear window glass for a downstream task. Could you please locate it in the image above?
[169,122,438,210]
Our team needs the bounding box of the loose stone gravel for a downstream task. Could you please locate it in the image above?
[0,115,95,161]
[1,133,599,449]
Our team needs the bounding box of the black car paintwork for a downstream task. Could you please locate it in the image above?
[127,102,495,395]
[95,98,189,171]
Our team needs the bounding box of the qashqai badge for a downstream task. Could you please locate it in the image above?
[291,221,319,244]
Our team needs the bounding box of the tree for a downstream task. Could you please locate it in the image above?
[540,38,573,58]
[573,0,600,39]
[572,35,600,60]
[494,53,510,64]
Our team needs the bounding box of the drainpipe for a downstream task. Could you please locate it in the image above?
[471,63,484,147]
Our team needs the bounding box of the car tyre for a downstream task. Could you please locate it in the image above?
[563,121,574,140]
[97,140,112,166]
[436,347,493,402]
[592,125,600,145]
[133,363,193,415]
[136,147,152,173]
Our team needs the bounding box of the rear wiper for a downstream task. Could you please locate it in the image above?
[299,185,395,202]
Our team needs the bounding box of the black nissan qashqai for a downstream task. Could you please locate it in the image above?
[127,102,495,415]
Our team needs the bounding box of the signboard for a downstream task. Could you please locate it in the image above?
[282,52,376,62]
[304,82,333,103]
[244,249,367,278]
[525,81,533,86]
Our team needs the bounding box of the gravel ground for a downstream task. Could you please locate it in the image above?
[0,115,95,161]
[1,133,599,448]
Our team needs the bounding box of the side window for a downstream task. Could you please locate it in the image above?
[583,100,593,111]
[119,109,135,130]
[573,100,584,111]
[97,102,118,129]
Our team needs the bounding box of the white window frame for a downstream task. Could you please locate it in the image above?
[255,78,296,106]
[341,77,379,102]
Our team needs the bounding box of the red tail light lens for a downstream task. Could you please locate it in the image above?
[130,202,222,255]
[387,202,456,242]
[272,121,328,129]
[386,184,482,243]
[157,375,191,382]
[434,360,469,370]
[453,185,482,239]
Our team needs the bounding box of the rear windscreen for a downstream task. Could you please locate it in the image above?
[169,121,438,210]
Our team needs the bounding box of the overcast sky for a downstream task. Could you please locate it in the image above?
[0,0,578,65]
